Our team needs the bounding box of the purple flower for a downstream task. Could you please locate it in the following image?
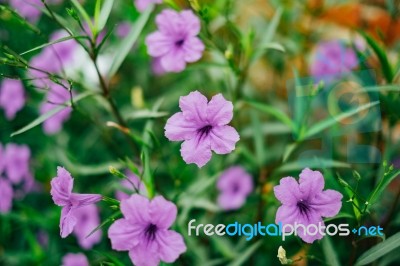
[62,253,89,266]
[0,178,13,213]
[9,0,42,22]
[50,167,102,238]
[116,21,132,38]
[217,166,253,210]
[73,204,102,249]
[134,0,162,12]
[108,194,186,266]
[151,57,166,76]
[40,82,72,135]
[4,144,31,184]
[0,144,4,174]
[310,40,358,82]
[0,79,25,120]
[145,9,205,72]
[165,91,240,167]
[115,170,148,201]
[274,168,343,243]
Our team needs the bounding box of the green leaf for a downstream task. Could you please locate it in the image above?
[11,91,94,137]
[275,158,350,173]
[227,240,262,266]
[368,168,400,204]
[322,236,341,266]
[245,100,295,130]
[360,31,394,83]
[0,5,40,34]
[96,0,114,33]
[108,6,153,78]
[20,35,88,55]
[86,211,122,238]
[250,110,265,166]
[124,110,169,120]
[301,101,379,140]
[355,232,400,266]
[71,0,94,33]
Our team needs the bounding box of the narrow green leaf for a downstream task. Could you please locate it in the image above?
[245,100,295,130]
[20,35,87,55]
[124,110,169,120]
[368,168,400,204]
[275,159,350,173]
[302,101,379,140]
[355,232,400,266]
[108,6,153,78]
[228,240,262,266]
[322,236,341,266]
[97,0,114,32]
[86,211,122,238]
[11,91,94,137]
[0,5,40,34]
[71,0,94,33]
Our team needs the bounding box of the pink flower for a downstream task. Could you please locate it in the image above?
[0,79,25,120]
[73,205,102,249]
[134,0,162,12]
[50,167,102,238]
[115,170,148,201]
[116,21,132,38]
[62,253,89,266]
[3,144,31,184]
[145,9,205,72]
[0,178,13,213]
[108,194,186,266]
[274,168,343,243]
[165,91,239,167]
[217,166,253,210]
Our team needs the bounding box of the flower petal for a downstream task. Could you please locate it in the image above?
[60,205,77,238]
[0,178,13,213]
[108,218,142,251]
[157,230,187,263]
[218,192,246,210]
[210,125,239,154]
[129,241,160,266]
[165,112,199,141]
[50,167,73,206]
[180,134,212,168]
[182,37,204,62]
[310,189,343,217]
[296,210,324,243]
[275,204,300,226]
[69,193,102,207]
[179,91,208,124]
[120,194,151,223]
[145,32,173,57]
[273,177,301,205]
[155,9,180,35]
[207,94,233,126]
[299,168,325,199]
[160,48,187,72]
[149,196,177,229]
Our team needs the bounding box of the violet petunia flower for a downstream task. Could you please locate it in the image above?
[62,253,89,266]
[0,79,25,120]
[50,167,102,238]
[115,170,148,201]
[108,194,187,266]
[274,168,343,243]
[73,204,102,249]
[0,178,13,213]
[217,166,253,210]
[134,0,162,12]
[310,40,358,83]
[40,82,72,135]
[4,144,31,184]
[145,9,205,72]
[165,91,240,167]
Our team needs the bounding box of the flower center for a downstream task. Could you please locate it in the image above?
[197,125,213,139]
[232,183,240,193]
[144,223,158,241]
[175,39,185,47]
[297,200,310,215]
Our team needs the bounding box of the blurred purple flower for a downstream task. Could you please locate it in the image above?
[146,9,205,72]
[50,167,102,238]
[165,91,239,167]
[4,144,31,184]
[0,178,13,213]
[73,204,102,249]
[217,166,253,210]
[115,170,147,201]
[274,168,343,243]
[151,57,166,76]
[108,194,186,266]
[0,144,4,174]
[310,40,358,83]
[116,21,132,38]
[134,0,162,12]
[9,0,42,22]
[0,79,25,120]
[37,230,49,248]
[62,253,89,266]
[40,82,72,135]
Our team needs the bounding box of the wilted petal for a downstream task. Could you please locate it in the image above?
[157,230,187,263]
[70,193,102,207]
[179,91,208,124]
[210,125,239,154]
[165,112,199,141]
[149,196,177,229]
[207,94,233,126]
[310,189,342,217]
[299,168,325,199]
[120,194,151,223]
[180,134,212,168]
[60,205,77,238]
[108,218,142,251]
[50,166,73,206]
[273,177,301,205]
